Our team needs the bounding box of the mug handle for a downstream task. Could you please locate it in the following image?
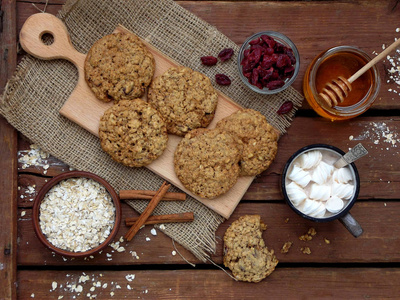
[339,213,363,237]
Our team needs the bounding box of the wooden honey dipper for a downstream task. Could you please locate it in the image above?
[319,38,400,107]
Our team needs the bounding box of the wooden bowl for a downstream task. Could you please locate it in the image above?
[32,171,121,257]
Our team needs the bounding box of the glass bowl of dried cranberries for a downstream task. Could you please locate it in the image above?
[238,31,300,94]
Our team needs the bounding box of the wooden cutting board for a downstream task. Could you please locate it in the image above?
[19,13,255,219]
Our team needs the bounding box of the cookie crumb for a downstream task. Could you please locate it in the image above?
[299,227,317,241]
[280,241,293,254]
[301,247,311,255]
[284,218,290,223]
[324,238,331,244]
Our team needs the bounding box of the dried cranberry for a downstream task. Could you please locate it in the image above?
[261,67,274,85]
[260,54,278,69]
[249,38,260,45]
[218,48,234,62]
[250,44,266,55]
[251,68,259,85]
[215,74,231,86]
[266,80,285,90]
[201,56,218,66]
[271,70,280,80]
[243,49,251,59]
[285,49,296,65]
[265,47,274,56]
[277,101,293,115]
[276,54,291,69]
[274,42,286,53]
[248,47,263,65]
[260,35,276,49]
[283,66,295,78]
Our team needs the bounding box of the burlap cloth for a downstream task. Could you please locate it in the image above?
[0,0,303,262]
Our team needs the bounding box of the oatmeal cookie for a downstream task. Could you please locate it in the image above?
[174,128,240,198]
[99,99,167,167]
[147,66,218,136]
[216,108,279,176]
[223,215,278,283]
[85,32,155,102]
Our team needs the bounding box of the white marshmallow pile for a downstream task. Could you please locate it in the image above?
[285,150,355,218]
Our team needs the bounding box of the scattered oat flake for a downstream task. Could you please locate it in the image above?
[349,135,354,140]
[324,238,331,244]
[21,211,26,217]
[58,296,64,300]
[150,228,157,236]
[117,246,125,252]
[52,281,58,290]
[31,293,35,298]
[90,286,96,292]
[102,283,108,289]
[145,237,151,242]
[110,291,115,297]
[159,224,166,230]
[126,274,135,282]
[127,284,132,290]
[172,251,177,256]
[79,275,90,283]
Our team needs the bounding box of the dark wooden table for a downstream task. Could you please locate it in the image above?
[2,0,400,299]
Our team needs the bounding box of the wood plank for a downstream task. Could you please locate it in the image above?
[0,119,18,300]
[0,0,18,299]
[17,201,400,265]
[18,268,400,299]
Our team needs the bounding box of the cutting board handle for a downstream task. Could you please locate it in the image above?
[19,13,85,67]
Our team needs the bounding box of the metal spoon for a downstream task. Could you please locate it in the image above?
[334,143,368,168]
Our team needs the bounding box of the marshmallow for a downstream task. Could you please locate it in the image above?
[286,182,307,206]
[288,165,311,188]
[308,203,327,218]
[331,182,354,200]
[297,150,322,170]
[326,196,344,213]
[309,183,331,201]
[332,167,353,184]
[301,199,323,216]
[312,161,334,185]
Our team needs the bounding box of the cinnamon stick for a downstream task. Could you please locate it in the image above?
[124,181,170,241]
[119,189,186,201]
[125,212,194,226]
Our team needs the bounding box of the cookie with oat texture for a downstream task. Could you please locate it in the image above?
[216,108,279,176]
[148,66,218,136]
[223,214,278,283]
[99,99,167,167]
[174,128,240,198]
[85,32,155,102]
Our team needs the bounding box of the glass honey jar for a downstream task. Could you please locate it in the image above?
[303,46,380,120]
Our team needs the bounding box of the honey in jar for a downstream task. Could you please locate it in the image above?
[303,46,380,121]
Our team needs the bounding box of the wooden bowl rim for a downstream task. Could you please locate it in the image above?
[32,170,121,257]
